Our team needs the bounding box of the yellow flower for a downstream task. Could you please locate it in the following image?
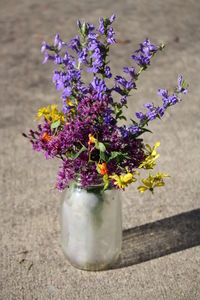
[37,106,50,120]
[51,104,57,112]
[88,133,96,145]
[64,99,75,113]
[66,99,74,107]
[51,105,59,122]
[139,142,160,169]
[50,105,65,123]
[37,104,65,124]
[109,172,138,189]
[138,172,170,194]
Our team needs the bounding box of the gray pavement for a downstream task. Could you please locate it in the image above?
[0,0,200,299]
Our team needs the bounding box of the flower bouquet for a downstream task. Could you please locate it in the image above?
[23,15,188,270]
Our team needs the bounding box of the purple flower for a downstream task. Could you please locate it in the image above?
[42,52,54,64]
[69,35,81,53]
[89,47,103,62]
[88,33,99,40]
[129,125,141,135]
[119,126,129,138]
[157,88,181,107]
[62,86,73,98]
[57,159,75,190]
[52,71,65,91]
[77,20,95,36]
[115,76,135,90]
[139,38,159,54]
[87,65,99,74]
[168,94,181,105]
[77,20,82,31]
[120,96,127,105]
[146,110,157,121]
[109,14,116,24]
[176,75,188,94]
[156,106,165,117]
[24,15,188,192]
[87,40,105,73]
[123,66,136,79]
[97,14,116,37]
[90,77,107,97]
[62,105,74,114]
[78,85,88,95]
[104,109,116,125]
[85,22,95,33]
[54,54,63,65]
[107,27,116,44]
[157,89,168,98]
[143,103,158,120]
[105,66,112,78]
[132,54,150,66]
[98,17,105,34]
[41,41,52,53]
[54,34,65,51]
[144,103,154,109]
[135,111,146,122]
[132,38,159,67]
[78,48,88,64]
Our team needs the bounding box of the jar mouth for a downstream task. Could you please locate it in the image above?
[69,180,105,189]
[73,174,105,188]
[68,175,111,193]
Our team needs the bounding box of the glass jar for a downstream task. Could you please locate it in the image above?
[61,180,122,271]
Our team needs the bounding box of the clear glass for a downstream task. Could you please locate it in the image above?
[61,180,122,271]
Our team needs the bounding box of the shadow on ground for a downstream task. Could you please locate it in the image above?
[111,208,200,269]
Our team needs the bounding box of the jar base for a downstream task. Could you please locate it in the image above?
[62,247,121,271]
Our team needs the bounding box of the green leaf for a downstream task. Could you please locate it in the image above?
[108,151,128,162]
[95,140,99,149]
[81,22,86,36]
[104,142,110,148]
[182,80,189,88]
[140,127,152,134]
[116,110,122,119]
[100,151,106,161]
[71,145,87,159]
[51,120,60,130]
[119,115,127,121]
[103,182,110,191]
[130,118,139,126]
[98,142,106,152]
[110,151,121,160]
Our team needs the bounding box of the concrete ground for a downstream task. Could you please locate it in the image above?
[0,0,200,299]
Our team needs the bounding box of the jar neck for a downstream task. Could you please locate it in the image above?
[68,178,106,194]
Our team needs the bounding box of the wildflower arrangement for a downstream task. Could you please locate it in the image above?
[23,15,188,193]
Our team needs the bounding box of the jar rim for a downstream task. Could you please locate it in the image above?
[69,179,105,188]
[73,174,105,188]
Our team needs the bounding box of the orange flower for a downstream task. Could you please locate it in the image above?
[42,132,52,142]
[88,133,96,145]
[97,163,108,175]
